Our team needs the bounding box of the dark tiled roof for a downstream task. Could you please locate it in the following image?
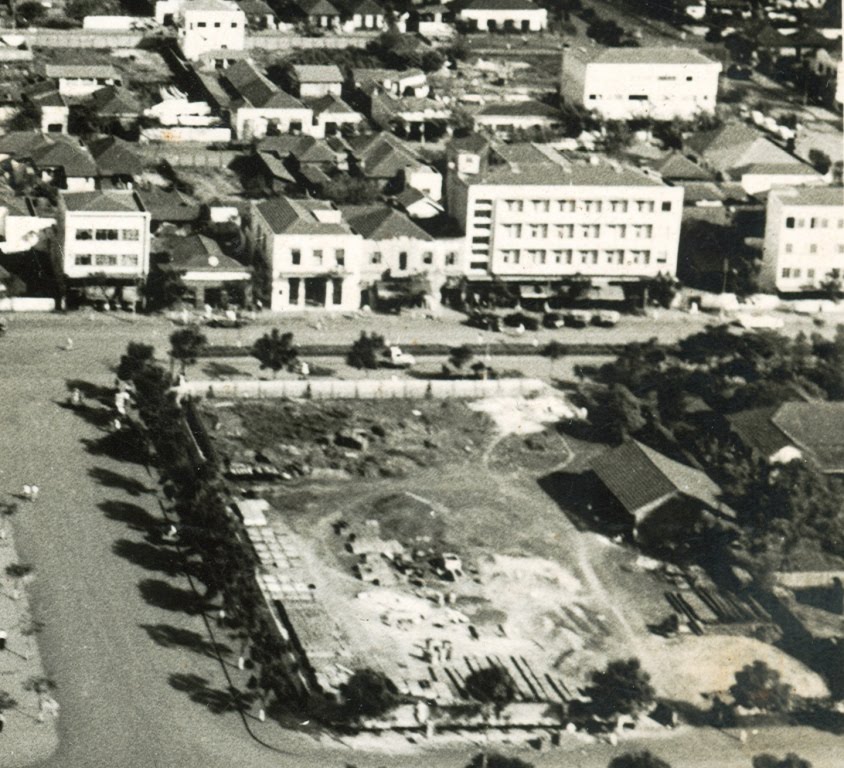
[591,440,725,516]
[88,136,143,177]
[255,197,351,235]
[350,0,383,12]
[347,133,424,179]
[136,187,201,223]
[342,204,433,241]
[25,81,65,107]
[62,190,143,213]
[727,407,791,458]
[159,234,251,273]
[475,99,559,118]
[0,131,51,156]
[223,61,305,110]
[88,86,141,116]
[257,134,338,164]
[30,138,97,177]
[464,0,540,10]
[655,153,713,181]
[306,93,358,116]
[297,0,341,14]
[771,186,844,207]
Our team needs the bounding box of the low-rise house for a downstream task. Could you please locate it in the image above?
[236,0,276,28]
[345,0,386,30]
[249,196,362,310]
[808,41,842,110]
[458,0,547,32]
[135,187,202,231]
[40,59,123,99]
[472,99,561,138]
[54,190,151,300]
[370,90,450,142]
[685,123,824,194]
[728,402,844,474]
[10,136,99,193]
[255,134,344,192]
[22,81,68,135]
[88,136,144,188]
[760,185,844,293]
[289,65,344,99]
[560,47,721,121]
[161,0,247,62]
[590,439,734,542]
[409,4,453,37]
[291,0,342,29]
[153,233,252,307]
[346,132,442,199]
[306,94,363,139]
[216,60,313,139]
[352,68,430,99]
[394,186,444,219]
[86,86,143,132]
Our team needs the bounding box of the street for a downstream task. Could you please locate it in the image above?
[0,312,842,768]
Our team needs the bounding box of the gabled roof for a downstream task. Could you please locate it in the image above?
[727,407,792,459]
[349,0,383,13]
[0,131,51,156]
[342,204,433,241]
[88,85,141,116]
[255,197,352,235]
[754,24,790,48]
[30,138,97,177]
[61,190,143,213]
[183,0,242,11]
[236,0,274,15]
[306,93,358,116]
[24,81,66,107]
[475,99,559,118]
[464,0,541,10]
[685,123,803,173]
[88,136,143,177]
[591,440,727,517]
[773,403,844,473]
[136,187,201,223]
[735,162,820,177]
[290,64,344,84]
[296,0,341,14]
[223,61,305,110]
[159,234,251,273]
[256,150,296,182]
[787,27,832,48]
[655,152,714,181]
[347,132,424,178]
[257,134,338,164]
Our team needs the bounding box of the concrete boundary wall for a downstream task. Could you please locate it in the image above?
[246,32,375,50]
[776,571,844,589]
[22,28,144,48]
[178,377,546,400]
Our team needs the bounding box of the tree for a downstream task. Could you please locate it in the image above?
[730,660,792,712]
[339,668,399,719]
[449,344,474,373]
[542,340,565,379]
[420,49,446,73]
[646,273,680,309]
[602,120,633,153]
[347,332,385,370]
[8,100,41,131]
[753,754,812,768]
[145,268,187,310]
[65,0,120,20]
[585,658,655,722]
[117,342,155,383]
[251,329,297,378]
[588,383,647,444]
[169,325,207,377]
[17,1,48,24]
[609,752,672,768]
[820,269,843,301]
[320,174,381,205]
[808,149,831,175]
[463,667,516,714]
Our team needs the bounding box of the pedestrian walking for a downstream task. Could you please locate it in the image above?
[30,485,39,502]
[0,629,7,650]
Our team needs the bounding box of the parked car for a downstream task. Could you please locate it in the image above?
[503,312,540,331]
[592,310,620,328]
[468,311,502,332]
[563,310,591,328]
[543,312,565,329]
[382,345,416,368]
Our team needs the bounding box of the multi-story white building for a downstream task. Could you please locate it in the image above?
[55,191,151,286]
[760,186,844,293]
[561,47,721,121]
[459,0,547,32]
[249,197,363,311]
[446,138,684,283]
[160,0,247,61]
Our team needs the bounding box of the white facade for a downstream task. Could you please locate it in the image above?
[562,48,721,120]
[56,75,122,99]
[175,0,247,61]
[459,6,547,32]
[0,204,55,254]
[235,105,314,140]
[57,192,151,282]
[760,186,844,293]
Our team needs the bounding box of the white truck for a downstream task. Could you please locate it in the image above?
[382,346,416,369]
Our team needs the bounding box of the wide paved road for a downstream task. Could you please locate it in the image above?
[0,313,841,768]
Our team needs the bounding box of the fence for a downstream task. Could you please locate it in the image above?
[246,31,376,50]
[178,377,546,400]
[20,28,144,48]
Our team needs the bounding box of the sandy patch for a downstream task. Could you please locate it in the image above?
[469,394,582,436]
[647,634,830,705]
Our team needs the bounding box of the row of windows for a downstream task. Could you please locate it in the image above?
[784,243,844,255]
[782,268,818,279]
[499,223,653,240]
[785,217,844,229]
[499,199,671,214]
[191,21,241,29]
[291,248,345,266]
[75,229,139,241]
[499,248,663,266]
[74,254,139,267]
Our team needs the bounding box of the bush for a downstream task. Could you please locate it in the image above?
[730,661,792,712]
[339,669,399,719]
[503,312,539,331]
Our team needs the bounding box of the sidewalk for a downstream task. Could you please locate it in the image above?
[0,505,58,766]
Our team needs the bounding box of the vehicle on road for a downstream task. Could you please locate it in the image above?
[382,346,416,368]
[592,310,621,328]
[564,310,592,328]
[735,313,785,330]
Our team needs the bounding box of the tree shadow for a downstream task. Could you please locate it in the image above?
[140,623,232,659]
[99,500,161,531]
[65,378,113,405]
[81,431,147,465]
[138,578,204,614]
[89,467,153,496]
[202,361,246,379]
[537,469,630,537]
[59,400,114,430]
[168,672,254,715]
[113,539,183,575]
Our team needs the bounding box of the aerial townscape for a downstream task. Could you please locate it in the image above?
[0,0,842,767]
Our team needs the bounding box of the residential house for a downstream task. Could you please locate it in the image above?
[458,0,548,32]
[236,0,276,28]
[291,0,342,29]
[370,89,450,142]
[88,137,144,188]
[472,99,561,138]
[289,65,344,99]
[409,4,453,37]
[54,190,152,298]
[153,233,252,307]
[346,132,442,199]
[685,123,824,194]
[135,187,202,231]
[306,94,363,139]
[8,135,99,193]
[560,47,721,121]
[590,439,734,542]
[253,134,342,193]
[86,86,143,132]
[40,59,123,98]
[394,186,444,219]
[345,0,386,30]
[22,81,68,135]
[728,402,844,474]
[352,68,430,99]
[0,193,55,254]
[215,60,313,139]
[164,0,247,61]
[808,41,842,110]
[445,135,684,282]
[759,186,844,292]
[249,196,362,310]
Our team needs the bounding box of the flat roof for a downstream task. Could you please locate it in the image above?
[571,46,716,66]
